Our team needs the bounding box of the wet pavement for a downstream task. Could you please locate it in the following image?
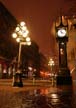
[0,80,76,108]
[18,86,75,108]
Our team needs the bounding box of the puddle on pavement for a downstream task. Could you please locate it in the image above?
[0,86,76,108]
[17,86,76,108]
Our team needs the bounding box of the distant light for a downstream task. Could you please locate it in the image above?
[18,30,22,35]
[26,41,31,46]
[48,58,55,66]
[20,21,25,26]
[16,38,20,42]
[23,32,28,37]
[28,67,32,71]
[26,30,29,34]
[26,37,31,42]
[12,33,17,38]
[61,42,64,45]
[16,27,20,32]
[51,93,58,98]
[22,26,27,31]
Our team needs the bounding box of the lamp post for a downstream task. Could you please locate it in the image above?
[12,21,31,87]
[48,58,55,85]
[55,16,72,85]
[48,58,55,73]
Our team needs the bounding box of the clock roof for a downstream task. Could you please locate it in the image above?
[55,16,68,30]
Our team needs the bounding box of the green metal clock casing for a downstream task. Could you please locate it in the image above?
[57,28,66,37]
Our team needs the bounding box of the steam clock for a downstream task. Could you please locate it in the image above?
[55,16,72,85]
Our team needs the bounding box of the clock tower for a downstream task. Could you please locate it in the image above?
[55,16,72,85]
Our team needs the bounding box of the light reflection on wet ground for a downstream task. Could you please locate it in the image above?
[18,85,76,108]
[0,84,76,108]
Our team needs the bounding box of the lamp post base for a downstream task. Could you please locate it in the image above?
[12,73,23,87]
[56,68,72,85]
[56,76,72,85]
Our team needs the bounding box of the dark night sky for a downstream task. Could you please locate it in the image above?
[0,0,72,56]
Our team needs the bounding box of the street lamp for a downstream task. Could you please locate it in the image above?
[12,21,31,87]
[48,58,55,73]
[48,58,55,85]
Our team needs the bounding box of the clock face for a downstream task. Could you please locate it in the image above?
[57,29,66,37]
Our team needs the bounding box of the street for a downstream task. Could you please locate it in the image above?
[0,79,75,108]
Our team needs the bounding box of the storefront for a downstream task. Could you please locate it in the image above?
[0,56,10,78]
